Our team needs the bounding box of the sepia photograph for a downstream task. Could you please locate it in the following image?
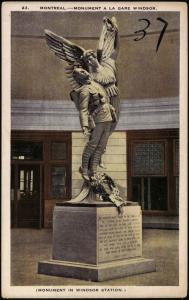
[1,1,187,298]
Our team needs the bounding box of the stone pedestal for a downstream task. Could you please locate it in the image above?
[38,202,156,281]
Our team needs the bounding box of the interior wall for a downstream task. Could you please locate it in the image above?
[72,132,127,199]
[11,11,179,101]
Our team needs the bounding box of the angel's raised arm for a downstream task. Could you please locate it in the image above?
[97,17,119,62]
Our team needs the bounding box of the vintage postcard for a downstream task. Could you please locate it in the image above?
[1,1,188,298]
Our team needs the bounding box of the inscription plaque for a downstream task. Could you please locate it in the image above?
[98,206,142,263]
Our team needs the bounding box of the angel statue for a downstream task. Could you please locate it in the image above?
[44,16,120,131]
[44,17,125,212]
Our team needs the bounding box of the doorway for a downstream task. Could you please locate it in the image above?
[11,164,42,228]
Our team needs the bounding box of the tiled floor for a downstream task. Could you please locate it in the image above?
[11,228,179,286]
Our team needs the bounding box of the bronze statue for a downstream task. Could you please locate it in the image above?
[45,17,125,212]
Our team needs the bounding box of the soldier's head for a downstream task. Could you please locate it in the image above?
[73,68,91,84]
[83,50,99,67]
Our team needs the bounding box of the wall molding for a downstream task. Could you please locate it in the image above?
[11,97,179,131]
[12,29,179,40]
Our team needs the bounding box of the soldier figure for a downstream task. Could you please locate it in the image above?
[45,17,120,170]
[70,68,117,181]
[45,18,126,207]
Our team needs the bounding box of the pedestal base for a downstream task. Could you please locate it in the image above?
[38,202,156,281]
[38,257,156,282]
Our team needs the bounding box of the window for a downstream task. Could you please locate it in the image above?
[131,141,167,210]
[127,130,179,214]
[132,177,167,210]
[19,169,34,198]
[51,166,67,198]
[47,139,71,200]
[12,141,43,160]
[51,142,67,160]
[132,142,165,176]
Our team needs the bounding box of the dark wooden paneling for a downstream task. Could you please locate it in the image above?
[11,130,72,228]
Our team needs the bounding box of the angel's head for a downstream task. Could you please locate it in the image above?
[83,50,99,68]
[73,67,91,84]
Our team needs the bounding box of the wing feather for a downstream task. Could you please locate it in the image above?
[45,29,86,66]
[45,29,86,89]
[55,53,66,60]
[49,45,64,55]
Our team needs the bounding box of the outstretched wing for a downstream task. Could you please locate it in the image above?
[98,17,118,62]
[45,29,85,65]
[44,29,86,88]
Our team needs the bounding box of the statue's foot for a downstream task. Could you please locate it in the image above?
[89,170,98,180]
[99,162,106,169]
[79,166,90,181]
